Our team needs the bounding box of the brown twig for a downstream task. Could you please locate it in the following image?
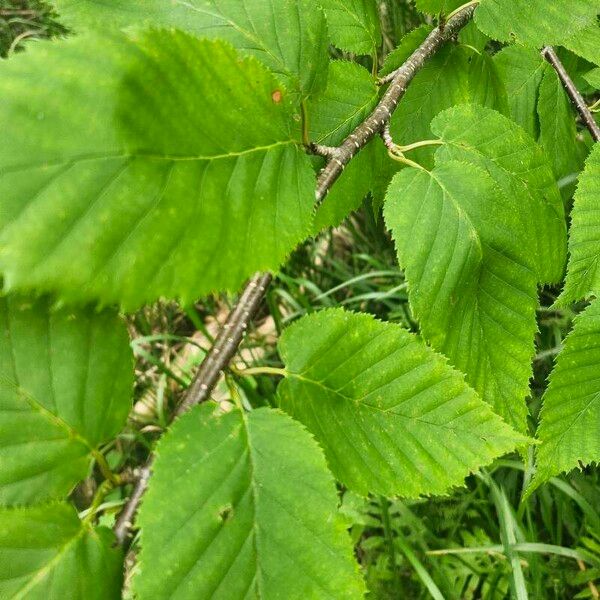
[175,273,272,415]
[112,3,476,546]
[113,462,153,545]
[113,272,271,544]
[542,46,600,142]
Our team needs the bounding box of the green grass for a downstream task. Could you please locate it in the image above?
[0,0,65,57]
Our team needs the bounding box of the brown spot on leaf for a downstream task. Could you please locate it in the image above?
[272,90,283,104]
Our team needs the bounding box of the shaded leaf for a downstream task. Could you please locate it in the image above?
[559,144,600,304]
[384,161,537,432]
[309,61,382,232]
[313,141,382,232]
[532,298,600,488]
[309,61,378,147]
[0,502,123,599]
[52,0,329,98]
[277,308,526,496]
[537,65,587,182]
[320,0,381,56]
[474,0,599,50]
[494,45,546,138]
[0,297,132,505]
[134,404,365,599]
[0,31,315,310]
[458,20,490,52]
[584,67,600,89]
[379,24,432,77]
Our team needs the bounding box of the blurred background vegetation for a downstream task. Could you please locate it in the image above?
[2,1,599,598]
[0,0,64,56]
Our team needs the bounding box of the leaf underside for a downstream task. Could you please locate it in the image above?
[0,296,132,505]
[134,404,365,600]
[0,31,315,310]
[277,309,525,496]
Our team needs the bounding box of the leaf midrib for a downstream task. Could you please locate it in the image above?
[239,411,264,599]
[1,140,296,175]
[287,372,516,440]
[0,374,94,455]
[241,412,343,600]
[11,521,88,600]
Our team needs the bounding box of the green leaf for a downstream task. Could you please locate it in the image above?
[532,298,600,488]
[432,104,567,285]
[314,136,399,232]
[0,31,315,310]
[0,502,123,599]
[319,0,381,56]
[474,0,599,49]
[584,67,600,89]
[379,24,432,77]
[558,144,600,304]
[52,0,329,99]
[313,141,381,232]
[563,21,600,68]
[0,297,132,505]
[308,60,382,232]
[384,161,538,432]
[309,61,378,147]
[458,21,490,52]
[537,65,587,182]
[133,404,365,599]
[389,45,508,168]
[494,46,546,138]
[277,308,526,496]
[413,0,464,16]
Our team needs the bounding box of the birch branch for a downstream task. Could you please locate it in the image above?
[542,46,600,142]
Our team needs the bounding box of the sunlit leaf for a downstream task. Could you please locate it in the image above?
[277,309,526,495]
[134,404,365,599]
[0,31,315,310]
[0,503,122,599]
[0,296,132,505]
